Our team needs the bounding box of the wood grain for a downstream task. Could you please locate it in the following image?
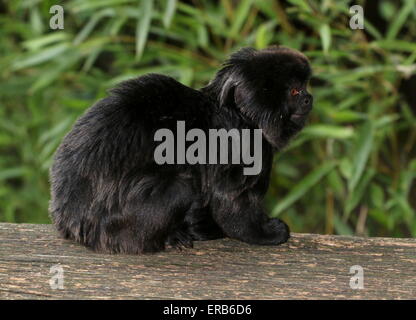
[0,223,415,299]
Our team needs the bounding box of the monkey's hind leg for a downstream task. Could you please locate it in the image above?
[114,174,196,254]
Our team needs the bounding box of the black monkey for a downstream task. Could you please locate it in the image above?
[49,46,313,254]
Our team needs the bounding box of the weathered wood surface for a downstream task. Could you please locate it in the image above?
[0,223,415,299]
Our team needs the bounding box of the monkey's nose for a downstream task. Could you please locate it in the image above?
[303,94,313,108]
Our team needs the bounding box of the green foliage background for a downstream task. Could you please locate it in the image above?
[1,0,415,238]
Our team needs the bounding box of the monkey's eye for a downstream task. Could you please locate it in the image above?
[290,88,300,96]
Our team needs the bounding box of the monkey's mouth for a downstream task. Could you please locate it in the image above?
[290,112,309,122]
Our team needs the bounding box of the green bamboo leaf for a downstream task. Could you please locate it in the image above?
[319,24,331,54]
[163,0,177,28]
[73,9,115,45]
[328,110,367,123]
[12,43,69,70]
[337,93,367,110]
[136,0,153,60]
[229,0,253,38]
[386,0,415,40]
[344,169,375,221]
[38,117,74,145]
[368,209,390,229]
[82,49,101,72]
[286,0,312,12]
[374,114,399,128]
[333,214,354,235]
[22,32,70,51]
[39,138,62,163]
[197,24,208,47]
[70,0,135,13]
[348,122,374,191]
[255,23,274,49]
[370,183,384,208]
[0,168,27,181]
[372,40,416,52]
[327,169,345,197]
[325,65,392,83]
[380,1,396,20]
[29,6,43,35]
[302,124,354,139]
[109,16,129,35]
[397,196,414,224]
[254,0,275,19]
[362,19,383,40]
[179,68,194,87]
[30,53,80,93]
[271,161,336,217]
[339,158,352,180]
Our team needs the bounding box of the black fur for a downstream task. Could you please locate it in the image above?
[49,46,313,254]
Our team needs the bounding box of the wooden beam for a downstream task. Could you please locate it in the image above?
[0,223,415,299]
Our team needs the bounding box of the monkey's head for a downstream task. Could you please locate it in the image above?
[214,46,313,149]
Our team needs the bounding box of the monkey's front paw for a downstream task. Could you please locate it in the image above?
[263,218,290,245]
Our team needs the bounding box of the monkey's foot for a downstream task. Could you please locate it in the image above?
[166,229,194,250]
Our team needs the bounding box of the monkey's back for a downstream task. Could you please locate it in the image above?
[49,74,211,251]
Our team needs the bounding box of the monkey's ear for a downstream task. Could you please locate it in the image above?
[219,77,244,108]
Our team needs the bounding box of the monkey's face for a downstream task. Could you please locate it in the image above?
[228,47,313,148]
[285,79,313,126]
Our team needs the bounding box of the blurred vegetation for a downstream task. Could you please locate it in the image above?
[0,0,415,238]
